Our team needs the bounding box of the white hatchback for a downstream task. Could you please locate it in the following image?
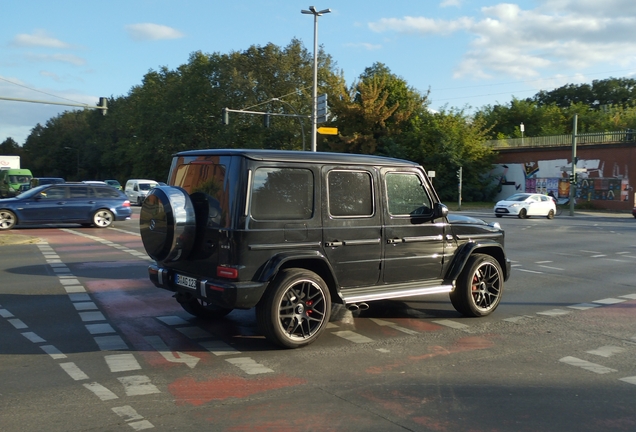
[494,193,556,219]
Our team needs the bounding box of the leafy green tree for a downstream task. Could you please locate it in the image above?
[0,137,20,154]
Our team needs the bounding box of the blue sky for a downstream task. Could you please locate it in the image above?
[2,0,636,145]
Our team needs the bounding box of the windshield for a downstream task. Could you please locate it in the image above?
[15,185,49,199]
[506,194,530,202]
[9,175,32,184]
[139,183,155,191]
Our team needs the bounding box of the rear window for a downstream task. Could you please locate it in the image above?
[94,187,121,198]
[251,167,314,220]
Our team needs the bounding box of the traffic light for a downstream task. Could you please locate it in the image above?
[569,173,578,184]
[97,97,108,116]
[263,114,270,128]
[222,108,229,125]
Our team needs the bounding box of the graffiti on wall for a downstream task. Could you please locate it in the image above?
[492,158,631,203]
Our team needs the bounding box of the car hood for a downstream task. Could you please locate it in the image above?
[447,213,489,226]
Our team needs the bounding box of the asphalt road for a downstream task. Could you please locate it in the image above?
[1,209,635,431]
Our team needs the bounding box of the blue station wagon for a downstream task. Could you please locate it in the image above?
[0,183,132,230]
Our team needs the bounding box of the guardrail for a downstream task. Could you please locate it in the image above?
[486,130,636,149]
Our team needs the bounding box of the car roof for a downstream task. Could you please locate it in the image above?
[174,149,420,167]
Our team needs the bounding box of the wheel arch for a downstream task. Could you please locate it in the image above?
[445,241,510,284]
[256,251,341,305]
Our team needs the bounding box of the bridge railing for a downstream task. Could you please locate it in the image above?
[486,130,636,149]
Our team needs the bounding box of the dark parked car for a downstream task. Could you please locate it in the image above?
[140,149,511,348]
[0,183,131,230]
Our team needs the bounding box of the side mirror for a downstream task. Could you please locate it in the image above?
[433,202,449,219]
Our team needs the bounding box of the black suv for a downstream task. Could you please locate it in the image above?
[140,149,510,348]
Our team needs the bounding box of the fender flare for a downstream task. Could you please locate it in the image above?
[255,250,339,294]
[445,240,509,283]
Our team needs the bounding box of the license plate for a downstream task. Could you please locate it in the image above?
[495,208,506,213]
[175,274,197,289]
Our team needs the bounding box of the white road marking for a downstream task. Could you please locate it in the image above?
[535,260,553,264]
[593,298,626,305]
[200,340,241,356]
[58,278,81,286]
[580,250,601,254]
[332,330,374,344]
[64,285,86,294]
[8,318,27,329]
[85,323,116,335]
[118,375,161,396]
[516,269,544,274]
[112,405,144,422]
[0,308,13,318]
[73,302,98,311]
[538,265,565,271]
[536,309,571,316]
[503,315,533,323]
[40,345,67,359]
[586,346,626,358]
[84,382,119,400]
[94,335,129,351]
[128,420,155,431]
[590,254,607,258]
[79,311,106,322]
[369,318,419,335]
[620,294,636,300]
[106,354,142,372]
[568,303,601,310]
[432,319,471,330]
[69,293,91,302]
[619,376,636,385]
[226,357,274,375]
[144,335,200,369]
[377,348,391,353]
[156,315,189,326]
[22,331,45,343]
[559,356,617,374]
[60,362,89,380]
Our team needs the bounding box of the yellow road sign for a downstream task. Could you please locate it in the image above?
[317,127,338,135]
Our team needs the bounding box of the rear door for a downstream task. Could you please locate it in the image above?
[321,166,382,288]
[381,168,444,284]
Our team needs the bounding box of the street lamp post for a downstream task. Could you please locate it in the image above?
[301,5,330,152]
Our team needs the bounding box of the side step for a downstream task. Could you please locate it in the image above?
[341,283,453,305]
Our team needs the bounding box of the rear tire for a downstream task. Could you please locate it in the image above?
[546,209,554,219]
[93,209,114,228]
[450,254,503,317]
[256,269,331,349]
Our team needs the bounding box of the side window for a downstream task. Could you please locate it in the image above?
[69,186,89,198]
[95,187,119,198]
[251,167,313,220]
[328,170,373,217]
[40,187,66,200]
[133,184,138,191]
[385,172,432,216]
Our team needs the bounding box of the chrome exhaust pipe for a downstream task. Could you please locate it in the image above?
[358,302,369,310]
[347,304,359,311]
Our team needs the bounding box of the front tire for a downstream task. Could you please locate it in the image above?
[93,209,114,228]
[518,208,528,219]
[450,254,503,317]
[256,269,331,349]
[0,210,17,230]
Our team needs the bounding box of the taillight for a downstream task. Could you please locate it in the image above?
[123,200,131,207]
[217,266,238,279]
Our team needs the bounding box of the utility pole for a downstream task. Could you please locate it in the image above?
[457,166,463,211]
[569,114,578,216]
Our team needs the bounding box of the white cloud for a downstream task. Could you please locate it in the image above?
[125,23,184,41]
[440,0,462,7]
[368,2,636,80]
[25,53,86,66]
[11,30,71,49]
[344,42,382,51]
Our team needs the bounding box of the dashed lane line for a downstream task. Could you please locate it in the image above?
[559,356,618,374]
[586,346,626,358]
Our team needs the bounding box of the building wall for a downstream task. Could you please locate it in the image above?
[492,143,636,210]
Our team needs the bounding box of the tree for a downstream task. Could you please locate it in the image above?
[0,137,20,154]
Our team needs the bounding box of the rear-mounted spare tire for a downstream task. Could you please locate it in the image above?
[140,186,195,262]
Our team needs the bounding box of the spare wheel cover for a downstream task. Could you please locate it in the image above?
[140,186,195,262]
